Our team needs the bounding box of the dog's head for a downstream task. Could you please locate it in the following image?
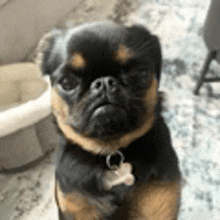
[37,21,162,154]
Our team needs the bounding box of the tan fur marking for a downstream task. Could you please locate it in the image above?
[56,183,66,212]
[71,53,86,69]
[53,78,158,155]
[115,45,133,64]
[51,87,69,120]
[130,181,181,220]
[56,183,101,220]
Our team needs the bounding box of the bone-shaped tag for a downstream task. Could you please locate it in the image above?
[103,162,135,190]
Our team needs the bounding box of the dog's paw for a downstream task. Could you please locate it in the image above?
[103,163,135,190]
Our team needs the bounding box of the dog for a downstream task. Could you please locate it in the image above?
[36,21,181,220]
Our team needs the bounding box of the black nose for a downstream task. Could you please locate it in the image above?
[90,76,118,94]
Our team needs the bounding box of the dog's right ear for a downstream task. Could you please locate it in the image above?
[36,29,65,76]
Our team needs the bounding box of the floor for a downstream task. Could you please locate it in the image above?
[1,0,220,219]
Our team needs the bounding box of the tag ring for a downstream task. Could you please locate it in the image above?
[106,150,125,170]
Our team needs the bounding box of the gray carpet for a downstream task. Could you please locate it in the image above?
[1,0,220,219]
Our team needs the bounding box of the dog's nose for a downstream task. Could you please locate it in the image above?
[90,76,118,93]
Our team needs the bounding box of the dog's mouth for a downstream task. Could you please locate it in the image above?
[90,101,123,119]
[80,98,130,139]
[85,96,123,118]
[67,94,143,139]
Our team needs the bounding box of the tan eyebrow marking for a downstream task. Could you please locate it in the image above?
[115,45,133,64]
[71,52,86,69]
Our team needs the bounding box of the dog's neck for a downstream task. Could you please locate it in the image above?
[56,113,156,155]
[57,122,161,173]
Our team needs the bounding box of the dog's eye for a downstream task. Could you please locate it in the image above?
[59,77,78,92]
[120,70,140,84]
[121,70,150,87]
[139,71,149,82]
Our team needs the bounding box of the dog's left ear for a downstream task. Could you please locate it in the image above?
[36,29,65,76]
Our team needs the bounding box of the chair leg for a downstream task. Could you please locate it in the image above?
[194,50,217,95]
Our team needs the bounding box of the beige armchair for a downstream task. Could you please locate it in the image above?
[0,63,59,171]
[194,0,220,95]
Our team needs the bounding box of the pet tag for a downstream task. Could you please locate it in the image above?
[103,162,135,190]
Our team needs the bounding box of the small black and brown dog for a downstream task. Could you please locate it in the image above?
[37,21,181,220]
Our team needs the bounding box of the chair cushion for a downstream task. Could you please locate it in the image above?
[0,63,51,137]
[0,80,20,108]
[0,63,47,109]
[20,79,47,102]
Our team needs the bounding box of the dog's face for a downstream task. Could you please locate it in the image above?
[37,21,162,154]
